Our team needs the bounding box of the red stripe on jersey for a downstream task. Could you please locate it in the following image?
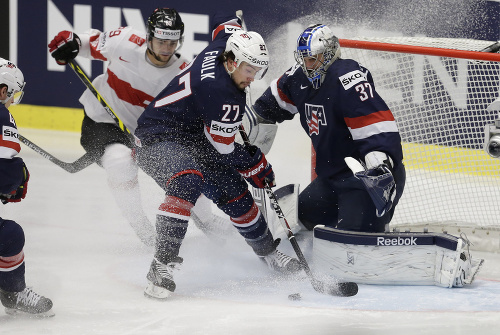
[0,251,24,270]
[107,69,155,108]
[344,110,395,129]
[277,76,295,105]
[227,190,249,204]
[158,196,194,217]
[89,35,107,61]
[0,138,21,153]
[231,202,259,225]
[205,125,236,145]
[166,169,204,187]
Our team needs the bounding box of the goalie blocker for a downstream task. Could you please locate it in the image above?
[313,226,484,288]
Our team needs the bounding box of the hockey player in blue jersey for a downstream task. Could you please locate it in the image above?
[134,13,302,299]
[0,58,53,316]
[250,24,406,233]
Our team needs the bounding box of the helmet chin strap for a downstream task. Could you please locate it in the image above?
[224,60,237,77]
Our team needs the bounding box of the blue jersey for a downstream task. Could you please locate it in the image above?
[254,59,403,179]
[135,14,253,168]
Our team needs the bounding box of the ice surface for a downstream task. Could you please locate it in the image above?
[1,123,499,334]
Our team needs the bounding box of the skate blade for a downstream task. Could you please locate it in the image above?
[144,282,173,300]
[5,307,55,318]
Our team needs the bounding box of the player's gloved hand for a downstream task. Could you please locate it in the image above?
[345,152,396,217]
[48,31,81,65]
[237,145,275,188]
[0,163,29,204]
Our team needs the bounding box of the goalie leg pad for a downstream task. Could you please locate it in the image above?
[312,226,484,287]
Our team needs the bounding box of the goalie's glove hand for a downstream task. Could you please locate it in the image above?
[0,163,29,204]
[237,145,276,189]
[48,31,81,65]
[345,153,396,217]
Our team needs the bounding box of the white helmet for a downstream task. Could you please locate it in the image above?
[225,30,269,80]
[294,24,340,89]
[0,58,25,105]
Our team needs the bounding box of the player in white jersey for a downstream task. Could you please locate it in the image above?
[48,8,225,246]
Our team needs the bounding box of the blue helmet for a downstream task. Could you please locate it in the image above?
[294,24,340,89]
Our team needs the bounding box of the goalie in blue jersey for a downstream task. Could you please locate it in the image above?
[250,24,406,233]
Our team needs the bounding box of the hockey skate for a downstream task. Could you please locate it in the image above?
[144,257,183,300]
[260,240,302,275]
[0,287,54,317]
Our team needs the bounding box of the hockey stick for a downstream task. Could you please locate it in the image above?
[239,126,358,297]
[19,134,95,173]
[67,60,135,144]
[481,41,500,53]
[21,58,132,173]
[236,9,269,222]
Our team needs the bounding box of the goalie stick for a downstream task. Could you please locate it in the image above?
[19,134,96,173]
[239,126,358,297]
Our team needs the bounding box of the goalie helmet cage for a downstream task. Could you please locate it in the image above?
[312,36,500,252]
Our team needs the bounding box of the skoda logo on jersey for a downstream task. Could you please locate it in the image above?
[305,104,327,135]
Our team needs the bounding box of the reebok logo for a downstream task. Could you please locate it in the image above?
[377,236,417,246]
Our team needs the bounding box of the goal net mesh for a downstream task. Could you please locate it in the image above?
[339,37,500,250]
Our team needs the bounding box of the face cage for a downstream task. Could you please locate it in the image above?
[294,52,327,89]
[294,44,337,89]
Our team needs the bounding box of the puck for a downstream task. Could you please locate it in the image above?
[288,293,301,301]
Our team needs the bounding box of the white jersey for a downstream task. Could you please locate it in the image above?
[78,26,189,132]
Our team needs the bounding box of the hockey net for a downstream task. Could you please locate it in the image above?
[334,37,500,251]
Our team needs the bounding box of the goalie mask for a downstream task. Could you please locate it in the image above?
[147,8,184,52]
[0,58,25,105]
[225,31,269,80]
[294,24,341,89]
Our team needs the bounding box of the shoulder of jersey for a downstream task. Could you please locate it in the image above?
[330,59,368,89]
[109,27,147,49]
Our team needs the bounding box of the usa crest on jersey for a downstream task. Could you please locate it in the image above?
[305,103,327,135]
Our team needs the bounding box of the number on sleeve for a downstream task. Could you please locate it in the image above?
[355,83,374,101]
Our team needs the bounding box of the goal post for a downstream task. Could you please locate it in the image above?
[315,36,500,251]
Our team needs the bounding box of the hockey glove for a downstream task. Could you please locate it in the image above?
[48,31,81,65]
[345,154,396,217]
[242,104,278,155]
[237,145,275,188]
[0,162,29,204]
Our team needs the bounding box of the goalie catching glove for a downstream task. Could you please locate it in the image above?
[237,144,275,188]
[48,31,81,65]
[345,151,396,217]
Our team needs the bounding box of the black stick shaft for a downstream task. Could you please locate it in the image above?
[19,134,95,173]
